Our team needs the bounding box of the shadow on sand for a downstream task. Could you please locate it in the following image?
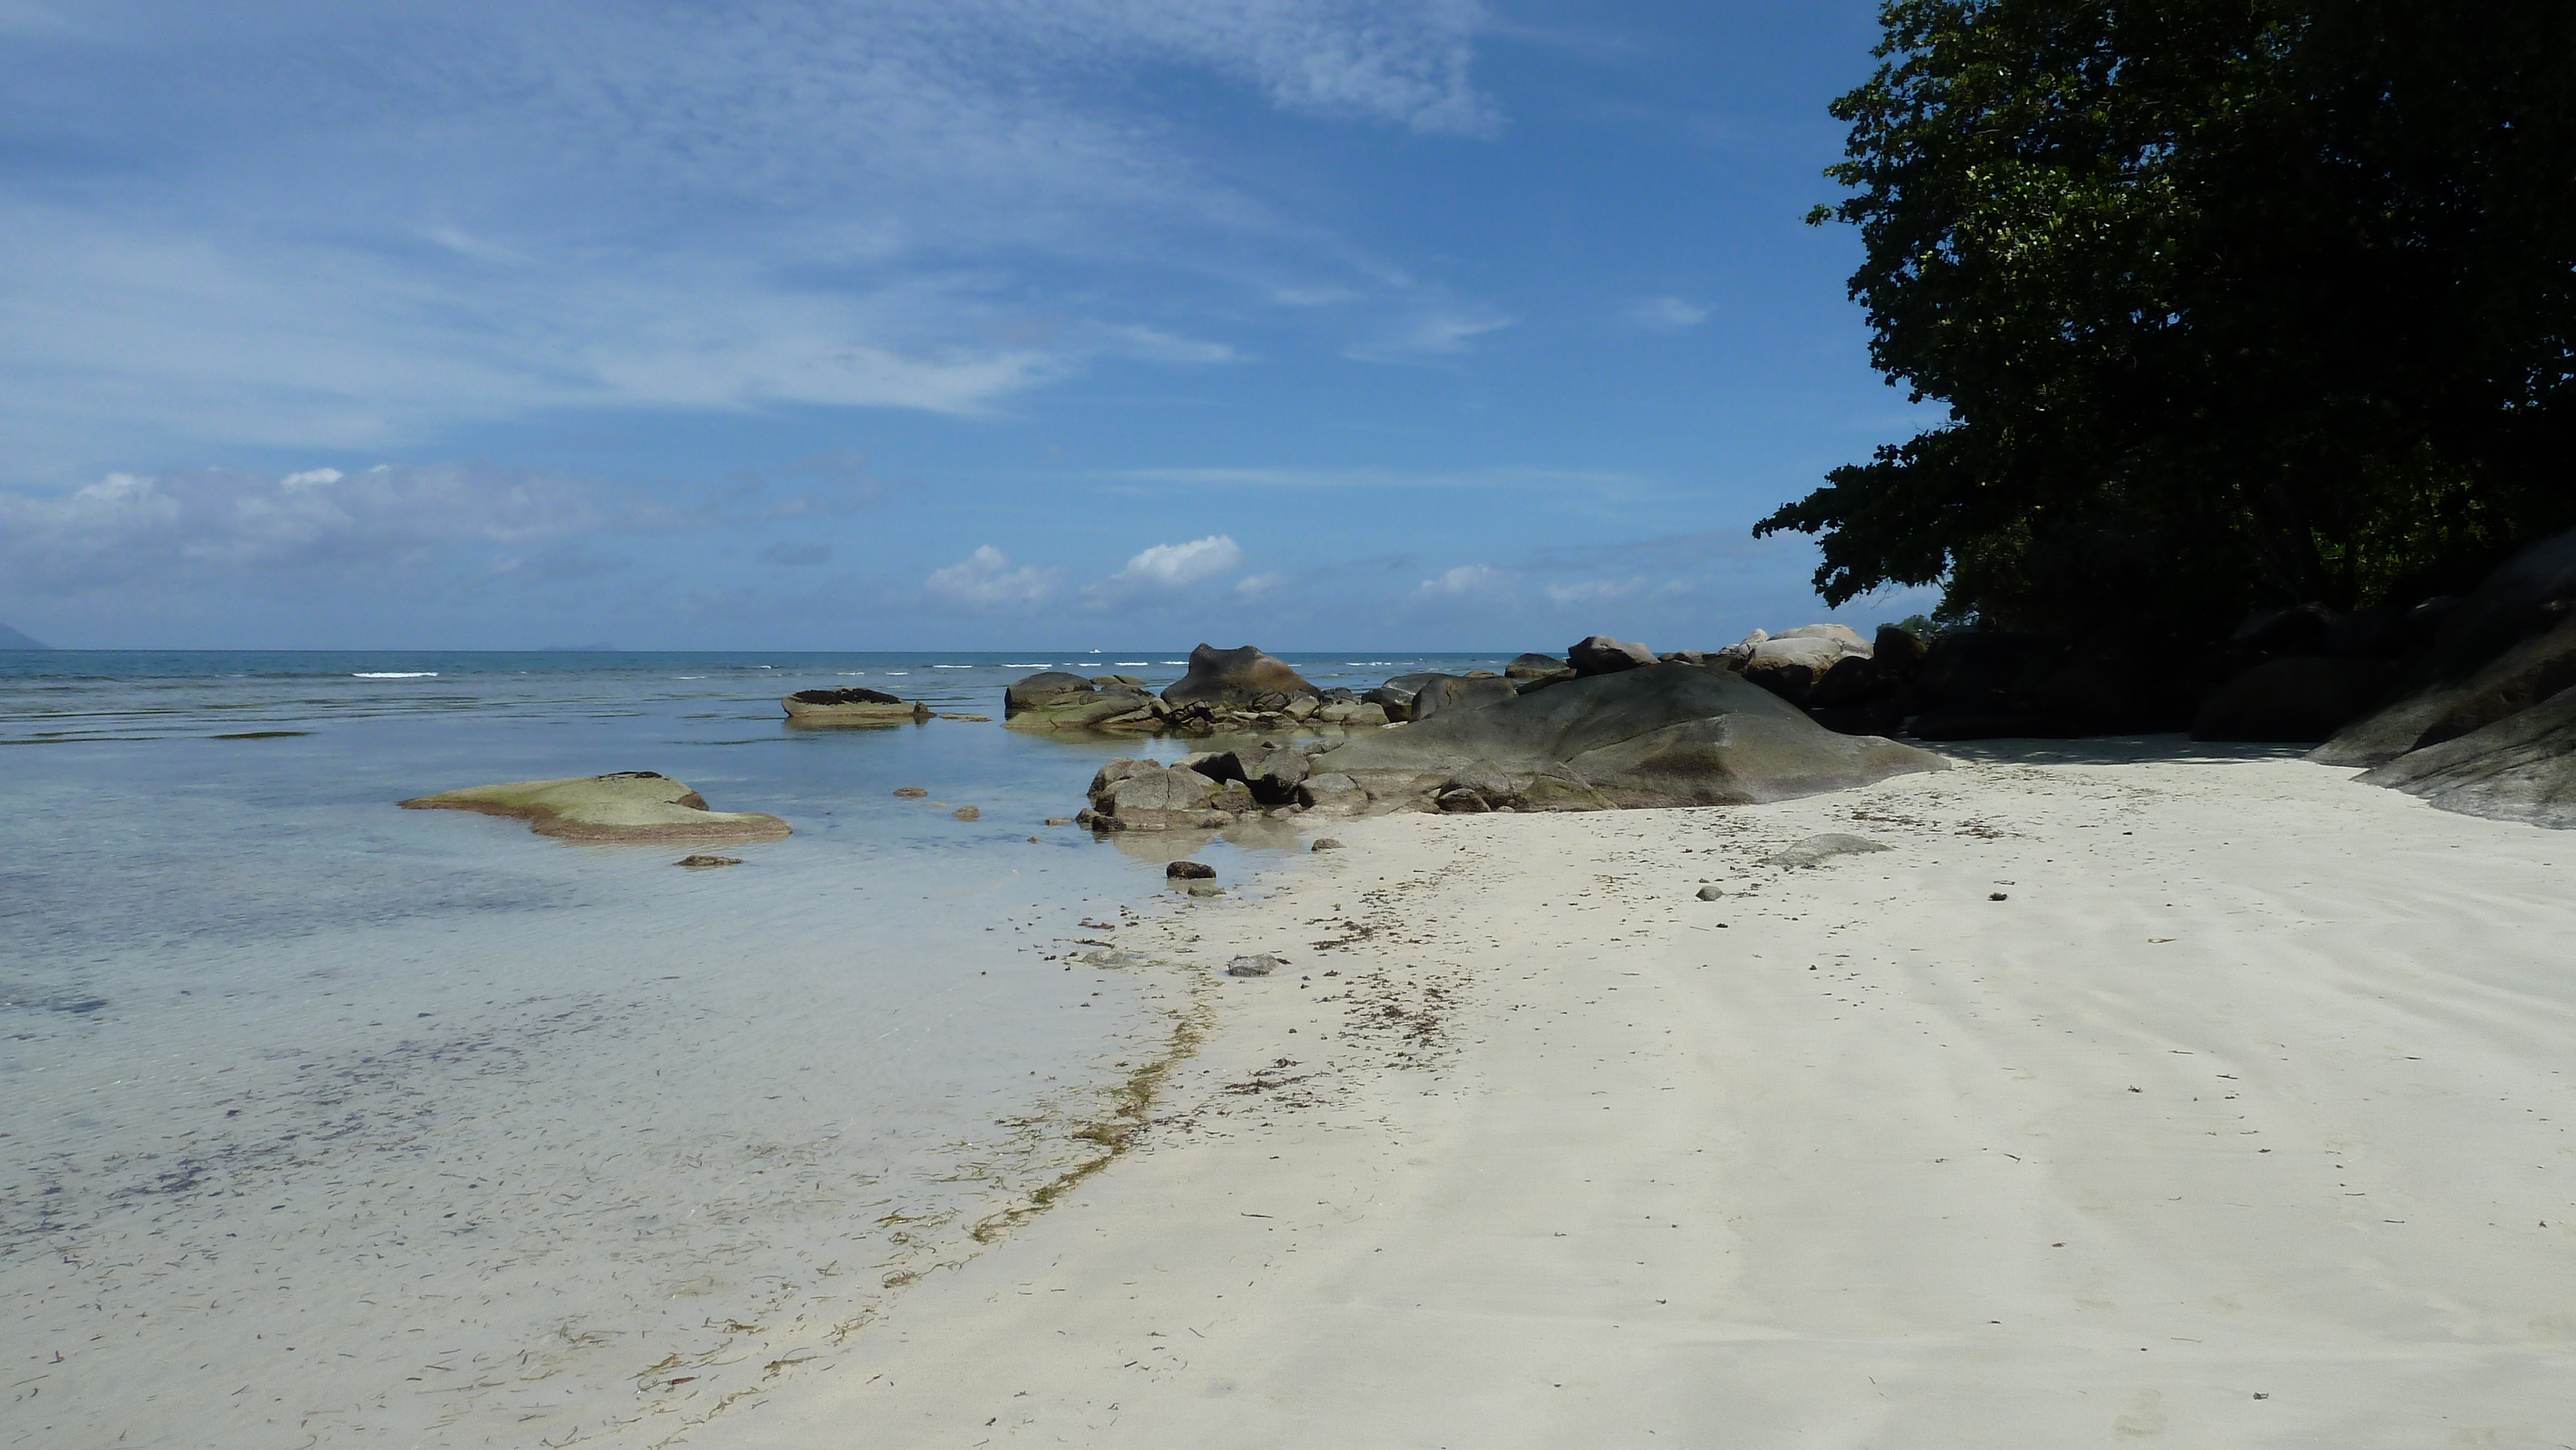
[1921,732,2325,768]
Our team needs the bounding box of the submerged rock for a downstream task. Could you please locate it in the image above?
[675,854,743,869]
[1166,860,1217,880]
[401,771,791,843]
[1311,663,1946,813]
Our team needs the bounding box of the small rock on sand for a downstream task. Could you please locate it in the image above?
[677,854,743,869]
[1311,837,1345,852]
[1695,884,1723,900]
[952,805,980,820]
[1185,881,1226,898]
[1761,833,1892,868]
[894,786,928,798]
[1226,954,1282,977]
[1166,860,1217,880]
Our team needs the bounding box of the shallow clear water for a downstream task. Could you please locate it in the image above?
[0,649,1502,1447]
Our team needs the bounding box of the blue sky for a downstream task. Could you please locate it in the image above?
[0,0,1938,650]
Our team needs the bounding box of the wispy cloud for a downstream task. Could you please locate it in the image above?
[1416,563,1506,598]
[0,1,1502,470]
[923,545,1056,609]
[0,464,614,592]
[1347,306,1514,362]
[1098,465,1638,491]
[1544,576,1653,606]
[1625,296,1709,330]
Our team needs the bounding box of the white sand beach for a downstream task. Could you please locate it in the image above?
[697,740,2576,1449]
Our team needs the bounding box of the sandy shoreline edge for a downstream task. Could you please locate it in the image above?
[691,737,2576,1449]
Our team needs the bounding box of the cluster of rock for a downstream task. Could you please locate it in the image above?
[1671,531,2576,829]
[1005,645,1389,735]
[1076,740,1330,831]
[1070,654,1948,828]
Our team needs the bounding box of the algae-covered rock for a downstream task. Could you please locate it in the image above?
[399,771,791,843]
[782,687,930,725]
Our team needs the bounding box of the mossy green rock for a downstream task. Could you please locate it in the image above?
[399,771,791,842]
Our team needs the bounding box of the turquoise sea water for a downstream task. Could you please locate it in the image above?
[0,648,1502,1449]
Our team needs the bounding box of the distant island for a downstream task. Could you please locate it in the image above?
[0,622,50,650]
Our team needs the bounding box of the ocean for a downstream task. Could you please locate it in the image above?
[0,649,1508,1449]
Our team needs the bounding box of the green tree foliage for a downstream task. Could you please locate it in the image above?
[1761,0,2576,636]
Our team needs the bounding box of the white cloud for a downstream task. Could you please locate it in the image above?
[1625,296,1709,330]
[1347,306,1514,362]
[1416,563,1505,598]
[924,545,1056,609]
[1106,534,1244,589]
[1233,570,1288,598]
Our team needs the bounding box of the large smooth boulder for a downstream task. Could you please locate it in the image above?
[1771,623,1871,650]
[2314,527,2576,766]
[399,771,790,842]
[1162,644,1318,707]
[1567,635,1656,676]
[1361,672,1450,720]
[1506,652,1571,680]
[2231,603,2340,654]
[1411,673,1520,721]
[1310,662,1947,811]
[1082,758,1229,831]
[1198,744,1311,804]
[1872,624,1929,679]
[781,686,930,725]
[2192,656,2394,742]
[2357,685,2576,828]
[1740,629,1873,710]
[1907,630,2082,739]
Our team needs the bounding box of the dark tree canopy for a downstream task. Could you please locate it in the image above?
[1762,0,2576,637]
